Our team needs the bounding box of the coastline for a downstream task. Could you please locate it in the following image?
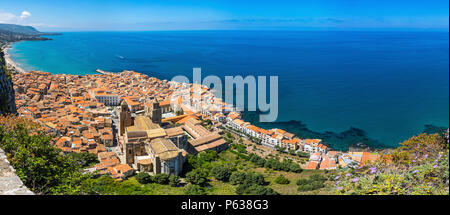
[4,31,448,151]
[2,43,27,74]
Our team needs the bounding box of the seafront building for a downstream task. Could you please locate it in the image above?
[12,70,377,179]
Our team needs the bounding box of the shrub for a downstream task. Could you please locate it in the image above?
[274,174,290,185]
[169,175,181,187]
[235,184,247,195]
[296,151,310,158]
[310,174,327,182]
[296,178,310,186]
[335,132,449,195]
[297,184,314,192]
[184,184,207,195]
[311,181,325,190]
[152,173,170,184]
[296,174,327,192]
[236,184,279,195]
[135,172,152,184]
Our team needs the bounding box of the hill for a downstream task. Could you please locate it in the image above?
[0,23,59,43]
[0,24,42,35]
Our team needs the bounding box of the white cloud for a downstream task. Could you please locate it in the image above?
[20,11,31,19]
[0,10,38,26]
[0,12,17,23]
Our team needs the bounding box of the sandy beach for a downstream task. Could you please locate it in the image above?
[2,44,26,73]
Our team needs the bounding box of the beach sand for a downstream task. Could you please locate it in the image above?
[3,44,26,73]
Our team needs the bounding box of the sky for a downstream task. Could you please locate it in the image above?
[0,0,449,31]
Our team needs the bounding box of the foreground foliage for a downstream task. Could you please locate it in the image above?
[0,121,90,194]
[334,131,449,195]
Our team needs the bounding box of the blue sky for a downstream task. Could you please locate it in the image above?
[1,0,448,31]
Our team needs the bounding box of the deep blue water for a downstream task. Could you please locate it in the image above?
[9,31,449,150]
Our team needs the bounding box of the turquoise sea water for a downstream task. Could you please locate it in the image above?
[9,31,449,150]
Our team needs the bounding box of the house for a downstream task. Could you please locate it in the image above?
[245,125,261,139]
[108,164,134,179]
[305,161,319,170]
[188,132,228,154]
[228,119,246,132]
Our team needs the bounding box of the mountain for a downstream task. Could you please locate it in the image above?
[0,23,60,43]
[0,24,42,35]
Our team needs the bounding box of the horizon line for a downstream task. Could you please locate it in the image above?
[42,28,450,33]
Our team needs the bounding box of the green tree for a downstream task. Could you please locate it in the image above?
[226,132,233,139]
[0,124,90,194]
[246,185,278,195]
[211,165,232,182]
[230,172,247,185]
[289,162,302,173]
[186,169,208,186]
[68,152,99,168]
[80,175,119,195]
[244,172,266,186]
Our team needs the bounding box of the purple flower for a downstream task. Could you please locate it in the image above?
[423,154,428,159]
[336,181,340,185]
[412,170,419,174]
[433,164,438,169]
[411,160,416,163]
[369,167,377,174]
[337,186,343,191]
[352,178,359,183]
[345,173,352,177]
[334,176,340,180]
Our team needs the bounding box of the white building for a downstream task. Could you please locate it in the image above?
[90,88,120,106]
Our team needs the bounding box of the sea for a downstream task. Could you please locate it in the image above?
[8,31,449,150]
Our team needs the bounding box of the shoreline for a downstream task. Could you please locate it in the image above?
[4,37,447,152]
[2,43,27,74]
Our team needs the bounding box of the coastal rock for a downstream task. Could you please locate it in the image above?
[0,49,16,115]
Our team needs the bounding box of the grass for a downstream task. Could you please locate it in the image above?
[207,179,237,195]
[125,177,184,195]
[253,168,335,195]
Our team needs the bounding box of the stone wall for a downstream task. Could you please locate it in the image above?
[0,49,16,115]
[0,148,34,195]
